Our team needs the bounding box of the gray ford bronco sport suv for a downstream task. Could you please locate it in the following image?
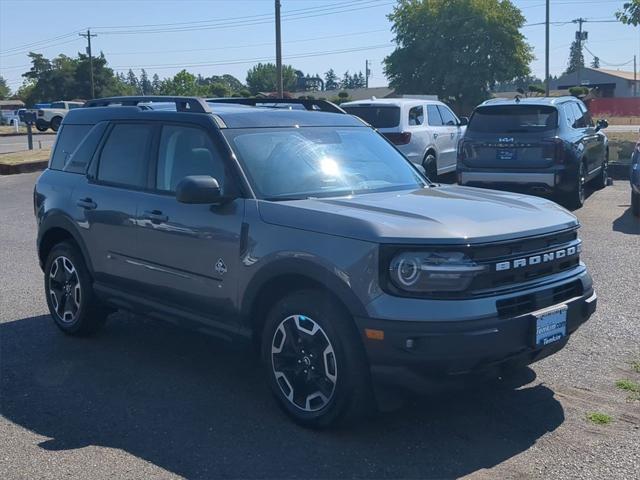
[35,96,597,428]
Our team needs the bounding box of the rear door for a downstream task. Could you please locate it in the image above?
[426,104,449,172]
[134,123,245,327]
[462,105,559,169]
[73,122,155,288]
[576,101,605,175]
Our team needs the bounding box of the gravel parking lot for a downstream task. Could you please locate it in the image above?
[0,172,638,480]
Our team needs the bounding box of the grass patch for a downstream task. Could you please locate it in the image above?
[616,379,640,393]
[607,131,637,164]
[586,412,613,425]
[0,148,50,166]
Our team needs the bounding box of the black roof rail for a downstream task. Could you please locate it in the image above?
[207,97,346,114]
[83,96,212,113]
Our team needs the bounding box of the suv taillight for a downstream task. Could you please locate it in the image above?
[542,138,565,164]
[383,131,411,145]
[37,110,44,117]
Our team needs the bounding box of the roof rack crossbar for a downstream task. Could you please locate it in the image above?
[83,96,212,113]
[207,97,345,114]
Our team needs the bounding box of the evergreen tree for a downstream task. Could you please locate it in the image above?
[126,69,139,93]
[139,69,152,95]
[565,40,584,75]
[151,74,161,94]
[324,69,338,90]
[590,56,600,68]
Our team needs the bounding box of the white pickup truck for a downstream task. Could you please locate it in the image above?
[36,101,84,132]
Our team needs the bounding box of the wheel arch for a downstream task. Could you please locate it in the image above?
[38,216,93,274]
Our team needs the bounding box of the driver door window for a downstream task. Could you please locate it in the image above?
[156,125,226,193]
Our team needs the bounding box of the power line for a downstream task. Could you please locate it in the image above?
[583,45,634,67]
[0,30,82,55]
[0,37,83,58]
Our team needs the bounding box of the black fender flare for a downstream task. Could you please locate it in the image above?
[38,213,94,274]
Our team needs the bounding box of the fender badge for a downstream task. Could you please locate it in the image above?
[215,258,227,275]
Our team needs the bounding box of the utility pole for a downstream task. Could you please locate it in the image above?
[573,18,586,87]
[79,29,97,99]
[365,59,370,88]
[275,0,283,97]
[545,0,550,96]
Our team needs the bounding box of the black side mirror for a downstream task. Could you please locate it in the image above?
[458,116,469,126]
[176,175,222,204]
[595,119,608,132]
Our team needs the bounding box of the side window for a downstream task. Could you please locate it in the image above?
[577,102,594,127]
[438,105,458,126]
[408,106,424,126]
[570,103,586,128]
[97,123,154,188]
[63,122,108,174]
[427,105,443,126]
[50,124,92,170]
[156,125,226,193]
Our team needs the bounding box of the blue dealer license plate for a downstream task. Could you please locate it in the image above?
[535,305,567,347]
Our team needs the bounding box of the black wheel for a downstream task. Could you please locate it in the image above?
[44,241,108,336]
[35,121,48,132]
[50,116,62,132]
[261,289,373,428]
[632,191,640,217]
[592,153,608,190]
[563,161,587,209]
[423,153,437,182]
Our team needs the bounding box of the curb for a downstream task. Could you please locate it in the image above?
[0,160,48,175]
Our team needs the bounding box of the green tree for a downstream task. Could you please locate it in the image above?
[324,68,339,90]
[139,69,152,95]
[616,0,640,25]
[590,56,600,68]
[246,63,297,94]
[564,40,584,75]
[0,76,10,99]
[384,0,532,111]
[159,69,203,96]
[151,73,161,94]
[126,69,139,93]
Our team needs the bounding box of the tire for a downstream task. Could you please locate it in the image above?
[261,289,374,428]
[632,191,640,217]
[423,153,438,182]
[50,116,62,132]
[44,241,108,336]
[592,152,608,190]
[563,161,587,209]
[35,122,48,132]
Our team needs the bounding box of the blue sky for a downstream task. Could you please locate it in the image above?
[0,0,638,94]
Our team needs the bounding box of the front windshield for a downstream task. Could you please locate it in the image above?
[223,127,426,200]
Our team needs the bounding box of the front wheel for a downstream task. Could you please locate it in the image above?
[35,121,48,132]
[50,116,62,132]
[261,289,373,428]
[44,241,109,336]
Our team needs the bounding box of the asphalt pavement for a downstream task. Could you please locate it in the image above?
[0,172,638,479]
[0,134,56,154]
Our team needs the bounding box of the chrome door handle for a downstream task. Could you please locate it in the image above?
[433,133,438,139]
[143,210,168,223]
[77,198,97,210]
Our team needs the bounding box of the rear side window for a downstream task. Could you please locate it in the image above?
[97,124,154,188]
[62,122,108,174]
[342,106,400,128]
[408,106,424,126]
[50,124,92,170]
[468,105,558,133]
[427,105,443,126]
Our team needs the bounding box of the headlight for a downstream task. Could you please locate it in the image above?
[389,251,486,293]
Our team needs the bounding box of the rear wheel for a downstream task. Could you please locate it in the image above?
[50,116,62,132]
[35,120,48,132]
[423,153,437,182]
[563,161,587,209]
[44,241,108,336]
[261,289,373,428]
[632,191,640,217]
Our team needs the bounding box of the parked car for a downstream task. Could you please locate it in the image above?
[35,96,596,428]
[36,100,84,132]
[342,98,467,179]
[457,97,609,208]
[631,132,640,217]
[1,109,25,126]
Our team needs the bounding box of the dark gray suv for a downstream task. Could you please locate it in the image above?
[35,96,597,428]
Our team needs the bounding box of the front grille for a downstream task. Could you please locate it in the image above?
[496,280,583,318]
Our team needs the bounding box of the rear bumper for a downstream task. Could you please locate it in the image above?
[460,171,555,187]
[355,274,596,391]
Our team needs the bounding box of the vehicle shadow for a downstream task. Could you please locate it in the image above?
[0,313,565,479]
[613,204,640,234]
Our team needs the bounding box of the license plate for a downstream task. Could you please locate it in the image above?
[497,149,517,161]
[534,305,567,347]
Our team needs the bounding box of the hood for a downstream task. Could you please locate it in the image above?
[257,185,578,244]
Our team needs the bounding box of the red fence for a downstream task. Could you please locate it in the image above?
[586,98,640,117]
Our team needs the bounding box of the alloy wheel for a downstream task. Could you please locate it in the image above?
[271,314,337,412]
[49,256,81,323]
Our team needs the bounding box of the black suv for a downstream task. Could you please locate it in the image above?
[35,96,596,427]
[458,97,609,208]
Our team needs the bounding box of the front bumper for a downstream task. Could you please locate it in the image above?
[355,270,596,390]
